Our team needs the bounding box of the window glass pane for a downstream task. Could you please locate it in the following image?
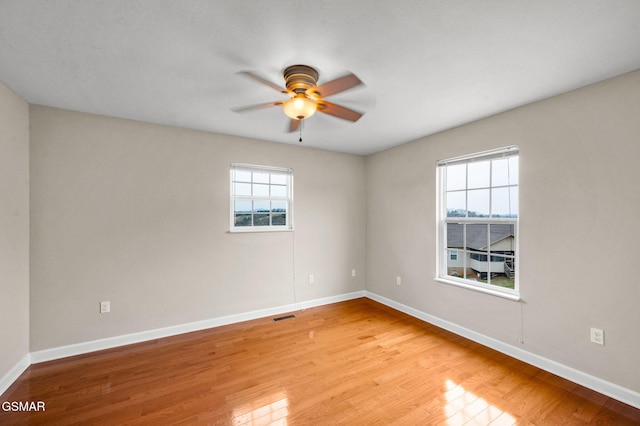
[234,200,252,213]
[271,174,287,185]
[253,213,270,226]
[468,242,488,282]
[491,187,515,217]
[272,213,286,226]
[510,187,519,217]
[467,189,489,217]
[234,214,251,227]
[449,249,458,261]
[509,157,519,185]
[234,170,252,182]
[488,224,515,253]
[446,191,466,217]
[466,268,481,281]
[468,161,490,189]
[446,164,466,191]
[491,158,510,187]
[446,223,464,249]
[253,183,269,197]
[447,249,463,278]
[272,201,287,213]
[253,200,270,213]
[486,255,515,289]
[234,183,251,196]
[253,172,269,184]
[465,224,488,251]
[271,184,287,198]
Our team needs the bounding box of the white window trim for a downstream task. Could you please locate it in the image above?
[229,163,294,233]
[435,276,521,301]
[435,146,520,301]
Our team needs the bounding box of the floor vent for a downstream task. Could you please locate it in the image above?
[272,314,296,322]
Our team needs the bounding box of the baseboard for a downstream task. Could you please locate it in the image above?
[12,289,640,410]
[30,290,366,364]
[365,291,640,410]
[0,354,30,397]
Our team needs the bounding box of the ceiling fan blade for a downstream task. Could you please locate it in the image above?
[238,71,286,93]
[312,73,362,97]
[289,118,301,133]
[232,101,283,113]
[317,101,363,122]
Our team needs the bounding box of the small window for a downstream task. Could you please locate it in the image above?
[436,146,519,299]
[230,164,293,232]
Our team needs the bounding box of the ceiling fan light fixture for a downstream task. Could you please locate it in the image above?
[282,94,317,120]
[235,64,364,128]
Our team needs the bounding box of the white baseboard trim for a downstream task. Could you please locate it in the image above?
[30,291,366,364]
[9,290,639,410]
[365,291,640,410]
[0,354,30,397]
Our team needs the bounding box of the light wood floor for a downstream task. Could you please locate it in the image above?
[1,298,639,425]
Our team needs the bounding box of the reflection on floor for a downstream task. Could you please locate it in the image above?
[233,392,289,425]
[445,379,516,425]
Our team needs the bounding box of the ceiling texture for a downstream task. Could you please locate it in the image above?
[1,1,640,155]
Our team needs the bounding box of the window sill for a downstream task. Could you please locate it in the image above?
[435,277,521,301]
[229,227,294,234]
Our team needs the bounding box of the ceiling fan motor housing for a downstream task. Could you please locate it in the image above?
[283,65,319,94]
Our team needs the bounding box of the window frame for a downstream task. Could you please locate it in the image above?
[435,146,520,300]
[229,163,294,233]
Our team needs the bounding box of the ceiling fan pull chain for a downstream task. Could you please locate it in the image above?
[299,119,304,142]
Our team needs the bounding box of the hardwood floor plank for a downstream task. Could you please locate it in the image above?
[1,298,638,425]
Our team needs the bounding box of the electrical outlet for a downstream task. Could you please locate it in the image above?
[308,274,314,284]
[352,269,356,277]
[100,301,110,314]
[396,276,401,286]
[590,327,604,345]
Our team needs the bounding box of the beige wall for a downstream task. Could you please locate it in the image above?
[366,70,640,392]
[29,106,366,350]
[7,69,640,397]
[0,82,30,379]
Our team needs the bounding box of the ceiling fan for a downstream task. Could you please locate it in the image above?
[233,65,365,133]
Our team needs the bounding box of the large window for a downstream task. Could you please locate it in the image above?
[230,163,293,232]
[436,146,519,299]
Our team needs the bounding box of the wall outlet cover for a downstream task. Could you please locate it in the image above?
[590,327,604,345]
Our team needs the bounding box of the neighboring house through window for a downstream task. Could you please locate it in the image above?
[436,146,519,299]
[230,163,293,232]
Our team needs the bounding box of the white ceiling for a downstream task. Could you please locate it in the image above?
[2,1,640,155]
